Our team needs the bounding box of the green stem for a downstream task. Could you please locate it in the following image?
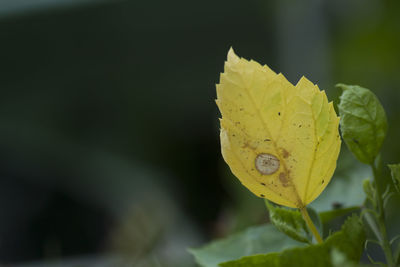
[300,206,323,244]
[371,161,395,267]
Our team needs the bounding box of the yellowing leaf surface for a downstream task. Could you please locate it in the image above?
[216,48,341,208]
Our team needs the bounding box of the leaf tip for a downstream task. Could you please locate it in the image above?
[335,83,349,91]
[227,47,239,63]
[297,75,307,83]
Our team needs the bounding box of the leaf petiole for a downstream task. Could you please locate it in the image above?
[300,206,323,244]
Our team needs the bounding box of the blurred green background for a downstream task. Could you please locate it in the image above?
[0,0,399,266]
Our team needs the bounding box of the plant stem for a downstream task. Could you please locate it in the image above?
[371,162,395,267]
[300,206,323,244]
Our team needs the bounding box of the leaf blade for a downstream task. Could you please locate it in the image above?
[337,84,387,164]
[188,224,304,267]
[220,215,365,267]
[388,164,400,193]
[265,200,311,244]
[217,48,341,208]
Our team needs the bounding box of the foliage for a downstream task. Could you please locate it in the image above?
[189,49,400,267]
[219,215,365,267]
[216,48,341,208]
[388,164,400,193]
[337,84,387,165]
[265,200,318,244]
[188,224,304,267]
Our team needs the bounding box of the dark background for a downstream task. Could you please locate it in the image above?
[0,0,399,266]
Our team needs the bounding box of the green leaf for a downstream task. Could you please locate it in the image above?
[220,253,279,267]
[188,224,305,267]
[331,249,373,267]
[265,200,311,244]
[362,179,374,203]
[220,215,365,267]
[337,84,387,164]
[388,164,400,193]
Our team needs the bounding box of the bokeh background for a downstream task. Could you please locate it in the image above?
[0,0,399,266]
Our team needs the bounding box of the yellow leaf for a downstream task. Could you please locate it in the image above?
[216,48,341,208]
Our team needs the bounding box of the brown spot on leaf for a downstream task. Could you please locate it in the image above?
[260,194,265,197]
[242,141,257,150]
[279,172,289,187]
[255,153,280,175]
[281,148,290,159]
